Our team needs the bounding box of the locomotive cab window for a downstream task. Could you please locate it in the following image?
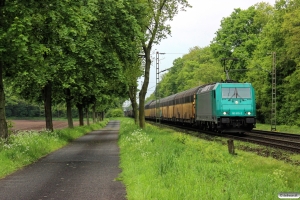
[222,88,251,99]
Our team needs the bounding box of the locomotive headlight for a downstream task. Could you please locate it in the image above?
[223,112,227,115]
[247,112,251,115]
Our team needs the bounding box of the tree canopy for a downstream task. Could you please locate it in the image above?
[2,0,300,139]
[0,0,142,137]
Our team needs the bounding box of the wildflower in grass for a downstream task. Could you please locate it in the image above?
[175,133,189,144]
[121,128,153,159]
[126,129,152,146]
[273,169,285,179]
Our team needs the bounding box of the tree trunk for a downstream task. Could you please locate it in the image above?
[92,103,96,123]
[0,61,8,139]
[85,107,90,126]
[0,2,8,139]
[95,112,98,122]
[65,88,73,128]
[100,111,104,121]
[77,103,84,126]
[129,86,138,124]
[43,82,53,131]
[99,112,102,121]
[134,103,138,124]
[139,48,151,128]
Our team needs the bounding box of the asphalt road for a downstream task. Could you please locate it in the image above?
[0,120,126,200]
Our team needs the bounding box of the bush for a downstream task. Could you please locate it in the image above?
[106,108,124,118]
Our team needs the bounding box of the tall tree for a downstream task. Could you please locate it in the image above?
[275,0,300,125]
[211,3,273,80]
[124,60,143,124]
[0,1,35,137]
[138,0,191,128]
[245,0,300,124]
[0,1,7,138]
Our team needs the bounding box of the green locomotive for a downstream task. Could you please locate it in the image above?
[195,82,256,133]
[145,82,256,133]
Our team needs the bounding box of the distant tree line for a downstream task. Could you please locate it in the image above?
[5,100,79,118]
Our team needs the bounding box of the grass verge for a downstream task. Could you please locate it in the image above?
[255,123,300,134]
[118,118,300,200]
[0,119,109,178]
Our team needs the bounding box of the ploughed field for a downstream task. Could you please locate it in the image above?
[10,120,79,132]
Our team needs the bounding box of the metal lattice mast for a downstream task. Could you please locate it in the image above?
[271,52,276,131]
[156,52,160,123]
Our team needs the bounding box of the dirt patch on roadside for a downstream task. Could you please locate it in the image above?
[10,120,80,132]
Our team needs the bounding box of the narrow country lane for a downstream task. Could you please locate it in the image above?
[0,121,126,200]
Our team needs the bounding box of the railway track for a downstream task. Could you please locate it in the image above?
[251,129,300,139]
[227,131,300,153]
[149,121,300,153]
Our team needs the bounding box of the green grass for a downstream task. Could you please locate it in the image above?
[0,119,109,178]
[118,118,300,200]
[255,123,300,134]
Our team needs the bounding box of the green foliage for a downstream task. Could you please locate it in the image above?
[5,100,40,118]
[106,108,124,118]
[4,98,80,118]
[6,120,14,136]
[2,0,300,136]
[157,46,224,98]
[0,0,144,137]
[211,3,273,81]
[245,0,300,125]
[118,118,300,199]
[255,123,300,134]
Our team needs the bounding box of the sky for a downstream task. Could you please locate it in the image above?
[141,0,277,98]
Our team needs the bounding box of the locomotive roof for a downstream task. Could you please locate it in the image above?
[197,83,216,94]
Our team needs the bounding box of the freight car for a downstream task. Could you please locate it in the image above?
[145,82,256,133]
[124,106,134,117]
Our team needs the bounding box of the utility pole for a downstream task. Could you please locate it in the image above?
[155,52,160,123]
[155,51,166,123]
[271,52,276,131]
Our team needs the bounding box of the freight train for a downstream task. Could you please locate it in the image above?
[144,82,256,133]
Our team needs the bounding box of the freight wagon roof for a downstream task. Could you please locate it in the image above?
[145,100,155,109]
[145,100,154,105]
[149,100,157,108]
[160,93,177,104]
[175,86,202,100]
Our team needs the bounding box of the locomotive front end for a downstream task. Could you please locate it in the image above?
[217,83,256,133]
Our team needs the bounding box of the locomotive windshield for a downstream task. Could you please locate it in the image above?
[222,88,251,99]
